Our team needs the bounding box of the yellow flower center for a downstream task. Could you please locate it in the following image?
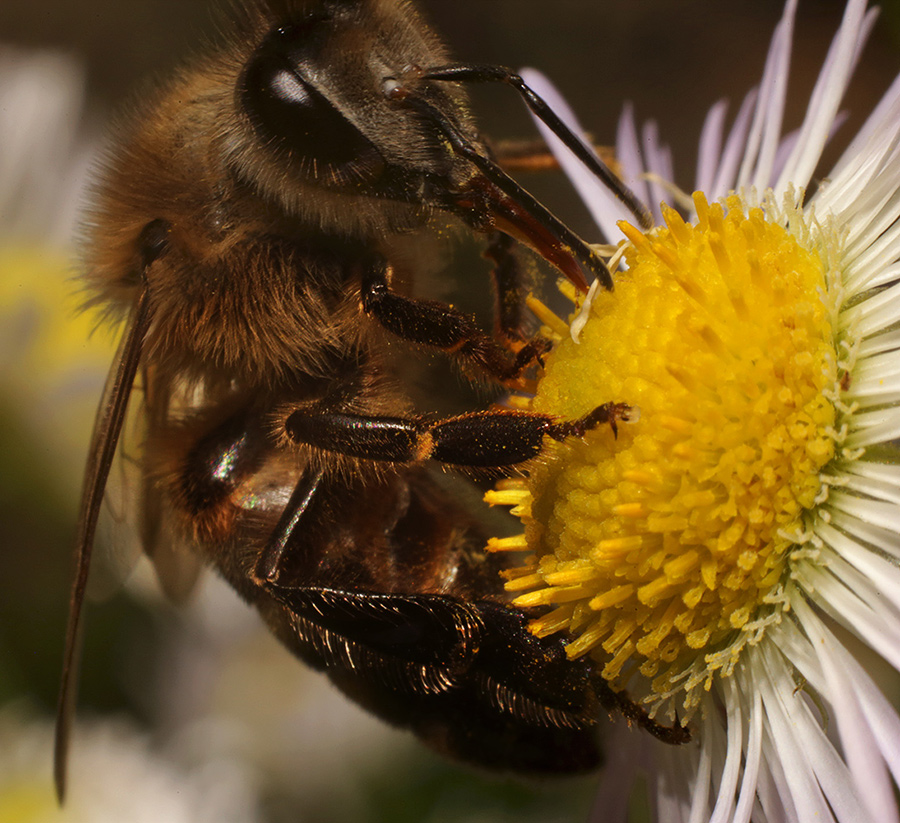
[497,194,838,701]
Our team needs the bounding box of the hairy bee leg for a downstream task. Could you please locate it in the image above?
[489,137,618,175]
[256,581,604,773]
[271,583,605,728]
[593,676,691,745]
[285,403,631,468]
[361,255,549,383]
[254,466,326,583]
[262,585,485,668]
[484,230,528,344]
[247,465,607,770]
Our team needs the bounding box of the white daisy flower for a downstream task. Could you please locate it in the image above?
[486,1,900,820]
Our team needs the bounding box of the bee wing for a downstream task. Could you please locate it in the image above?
[83,381,145,603]
[138,373,203,604]
[83,368,205,605]
[54,290,151,802]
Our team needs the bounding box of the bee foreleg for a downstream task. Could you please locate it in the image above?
[483,230,527,344]
[361,255,549,384]
[487,136,618,176]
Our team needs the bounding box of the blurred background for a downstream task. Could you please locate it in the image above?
[0,1,898,821]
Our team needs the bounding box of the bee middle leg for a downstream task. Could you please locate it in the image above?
[361,254,549,384]
[284,402,632,468]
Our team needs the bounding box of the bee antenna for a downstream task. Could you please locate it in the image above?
[423,63,653,231]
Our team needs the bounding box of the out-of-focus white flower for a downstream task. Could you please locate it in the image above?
[142,570,414,819]
[0,711,261,823]
[487,1,900,820]
[0,49,94,246]
[0,48,113,492]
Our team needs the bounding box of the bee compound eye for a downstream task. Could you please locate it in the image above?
[240,25,381,171]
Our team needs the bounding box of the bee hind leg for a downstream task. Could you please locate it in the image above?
[592,676,691,745]
[257,577,606,773]
[253,472,606,773]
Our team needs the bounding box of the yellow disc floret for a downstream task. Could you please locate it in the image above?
[501,194,838,702]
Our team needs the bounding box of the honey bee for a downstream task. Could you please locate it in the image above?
[56,0,686,797]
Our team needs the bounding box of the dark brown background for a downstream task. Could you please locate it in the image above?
[1,3,898,822]
[3,0,899,183]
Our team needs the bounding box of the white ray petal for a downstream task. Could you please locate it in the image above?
[851,257,900,292]
[770,126,801,184]
[761,642,870,822]
[736,0,797,191]
[792,598,900,823]
[755,728,793,823]
[828,508,900,562]
[857,324,900,356]
[775,0,875,193]
[642,120,673,223]
[845,407,900,448]
[843,650,900,788]
[851,347,900,383]
[837,461,900,505]
[816,98,900,220]
[828,490,900,532]
[732,686,764,823]
[841,179,900,261]
[695,99,728,194]
[617,103,652,211]
[711,89,759,198]
[797,562,900,670]
[815,552,900,626]
[841,283,900,340]
[708,677,742,823]
[757,649,832,820]
[815,523,900,612]
[687,712,714,823]
[829,71,900,181]
[843,209,900,288]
